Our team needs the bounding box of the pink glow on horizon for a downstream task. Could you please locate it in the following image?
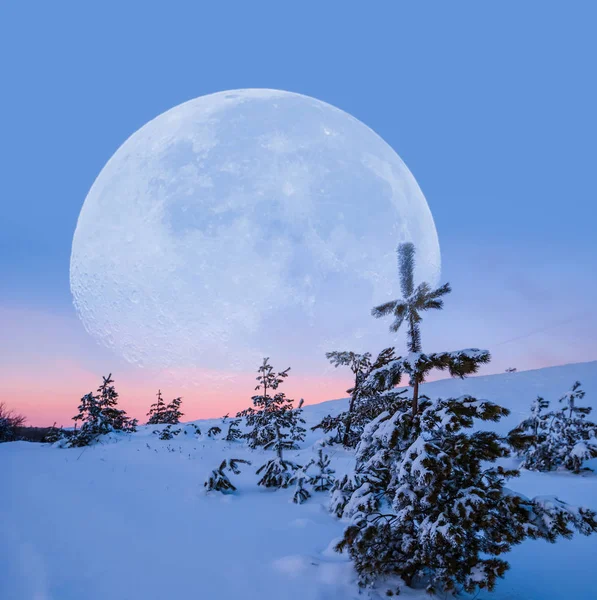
[3,362,351,427]
[5,345,579,427]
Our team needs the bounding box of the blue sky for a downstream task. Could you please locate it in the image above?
[1,1,596,423]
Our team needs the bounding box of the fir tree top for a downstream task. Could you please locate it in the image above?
[371,242,451,353]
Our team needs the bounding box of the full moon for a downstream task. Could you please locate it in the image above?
[71,89,440,380]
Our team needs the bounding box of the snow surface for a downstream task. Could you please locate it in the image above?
[2,361,596,600]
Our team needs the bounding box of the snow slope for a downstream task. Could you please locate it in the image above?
[1,361,596,600]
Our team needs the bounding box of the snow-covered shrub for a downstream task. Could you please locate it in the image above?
[0,402,26,443]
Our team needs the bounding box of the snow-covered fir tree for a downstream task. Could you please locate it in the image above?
[205,458,251,493]
[330,244,489,523]
[147,390,167,425]
[555,381,597,472]
[238,358,305,488]
[289,447,335,504]
[69,374,137,447]
[238,359,305,451]
[223,416,243,442]
[308,448,335,492]
[157,424,181,440]
[510,381,597,473]
[207,426,222,438]
[163,396,184,425]
[313,348,400,447]
[290,398,306,442]
[290,461,313,504]
[147,392,183,425]
[329,472,361,519]
[508,395,552,470]
[43,422,68,444]
[337,393,597,594]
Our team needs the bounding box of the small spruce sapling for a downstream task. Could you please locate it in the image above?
[207,426,222,438]
[224,417,243,442]
[309,448,335,492]
[508,395,551,470]
[242,358,305,488]
[290,461,314,504]
[43,422,68,444]
[205,458,251,493]
[157,424,181,440]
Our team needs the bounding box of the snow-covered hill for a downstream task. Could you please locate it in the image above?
[2,361,596,600]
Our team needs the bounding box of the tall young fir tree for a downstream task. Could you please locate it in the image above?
[510,381,597,473]
[331,245,597,594]
[239,358,306,488]
[69,374,137,447]
[330,244,489,519]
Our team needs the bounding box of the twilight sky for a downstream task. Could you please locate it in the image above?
[1,1,596,426]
